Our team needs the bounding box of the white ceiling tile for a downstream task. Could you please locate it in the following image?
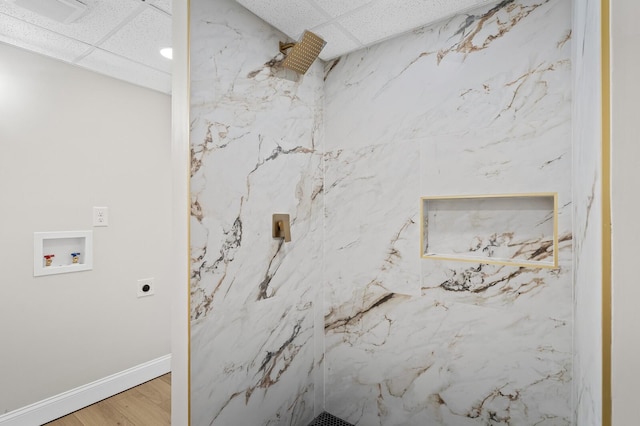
[337,0,493,46]
[234,0,497,60]
[337,0,427,45]
[234,0,329,40]
[310,0,373,18]
[1,0,498,94]
[76,48,171,93]
[310,23,361,61]
[0,13,91,62]
[0,0,144,45]
[99,7,172,73]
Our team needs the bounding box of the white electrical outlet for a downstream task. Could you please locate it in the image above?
[137,278,155,298]
[93,207,109,227]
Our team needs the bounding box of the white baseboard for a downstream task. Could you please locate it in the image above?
[0,354,171,426]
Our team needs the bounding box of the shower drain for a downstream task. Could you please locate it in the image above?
[307,412,353,426]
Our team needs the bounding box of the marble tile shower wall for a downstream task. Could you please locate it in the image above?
[189,0,324,424]
[190,0,579,425]
[572,0,602,424]
[323,0,573,425]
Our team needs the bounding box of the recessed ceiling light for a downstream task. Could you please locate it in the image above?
[160,47,173,60]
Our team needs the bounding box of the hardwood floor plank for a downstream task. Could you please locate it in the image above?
[45,374,171,426]
[71,399,135,426]
[44,415,84,426]
[159,373,171,385]
[110,388,170,425]
[136,375,170,403]
[135,375,171,412]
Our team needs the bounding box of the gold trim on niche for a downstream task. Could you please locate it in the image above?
[420,192,559,269]
[601,0,612,423]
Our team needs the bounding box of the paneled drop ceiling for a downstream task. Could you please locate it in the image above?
[234,0,498,60]
[0,0,172,93]
[0,0,498,94]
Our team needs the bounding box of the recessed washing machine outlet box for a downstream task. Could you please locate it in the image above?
[34,230,93,277]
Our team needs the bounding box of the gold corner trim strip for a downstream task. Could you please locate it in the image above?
[419,197,425,259]
[420,192,558,200]
[601,0,612,423]
[421,254,557,269]
[187,1,192,423]
[553,192,559,268]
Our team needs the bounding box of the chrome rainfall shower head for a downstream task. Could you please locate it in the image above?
[279,30,326,75]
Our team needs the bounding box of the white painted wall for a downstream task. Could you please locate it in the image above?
[0,42,172,414]
[611,1,640,423]
[170,0,190,423]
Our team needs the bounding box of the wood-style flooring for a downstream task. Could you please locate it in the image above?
[45,373,171,426]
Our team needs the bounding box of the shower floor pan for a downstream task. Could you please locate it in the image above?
[307,412,353,426]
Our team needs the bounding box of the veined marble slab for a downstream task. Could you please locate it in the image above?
[189,0,324,424]
[325,292,571,425]
[189,0,583,424]
[572,0,603,424]
[323,0,573,424]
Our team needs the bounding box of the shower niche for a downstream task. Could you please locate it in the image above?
[421,193,558,268]
[34,231,93,276]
